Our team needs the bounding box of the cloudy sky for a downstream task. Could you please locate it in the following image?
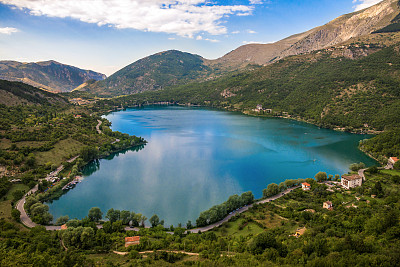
[0,0,383,75]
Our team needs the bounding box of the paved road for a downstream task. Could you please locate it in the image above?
[16,184,39,228]
[22,185,300,232]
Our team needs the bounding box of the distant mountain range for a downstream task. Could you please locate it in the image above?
[0,60,106,93]
[0,79,68,106]
[79,0,400,97]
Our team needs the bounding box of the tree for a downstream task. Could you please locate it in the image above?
[88,207,103,222]
[315,172,327,182]
[394,161,400,170]
[56,215,69,226]
[120,210,131,224]
[11,208,21,222]
[263,183,279,198]
[141,216,147,227]
[186,220,193,229]
[30,203,53,225]
[106,208,120,223]
[350,162,365,172]
[241,191,254,205]
[150,214,160,227]
[249,232,277,255]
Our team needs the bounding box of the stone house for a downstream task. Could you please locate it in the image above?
[341,174,362,189]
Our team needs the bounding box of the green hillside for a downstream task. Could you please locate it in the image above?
[0,80,68,106]
[83,50,212,97]
[93,43,400,132]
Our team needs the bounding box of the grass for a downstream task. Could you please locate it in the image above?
[35,138,83,166]
[380,169,400,176]
[0,199,26,231]
[5,183,29,201]
[213,218,264,238]
[86,253,132,267]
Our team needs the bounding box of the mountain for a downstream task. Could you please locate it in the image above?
[0,60,106,93]
[84,0,400,97]
[82,50,211,97]
[97,32,400,133]
[215,0,400,67]
[0,79,68,106]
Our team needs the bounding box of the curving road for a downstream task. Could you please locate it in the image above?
[16,184,39,228]
[19,185,300,232]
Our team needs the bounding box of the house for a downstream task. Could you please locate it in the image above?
[125,236,140,247]
[301,182,311,191]
[323,201,333,210]
[256,104,263,110]
[389,157,399,165]
[61,224,68,230]
[73,114,82,119]
[341,174,362,189]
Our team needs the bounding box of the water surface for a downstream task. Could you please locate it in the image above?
[48,106,375,225]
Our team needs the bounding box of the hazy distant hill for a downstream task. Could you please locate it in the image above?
[0,79,68,106]
[82,50,211,97]
[0,60,106,93]
[215,0,400,67]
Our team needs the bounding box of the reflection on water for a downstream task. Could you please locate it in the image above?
[48,106,376,226]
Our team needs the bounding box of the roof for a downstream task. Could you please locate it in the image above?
[342,174,362,181]
[324,201,332,205]
[390,157,399,162]
[125,236,140,242]
[61,224,68,230]
[302,182,311,187]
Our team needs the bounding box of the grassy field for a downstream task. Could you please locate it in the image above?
[5,183,29,201]
[35,138,83,166]
[381,169,400,176]
[213,217,264,238]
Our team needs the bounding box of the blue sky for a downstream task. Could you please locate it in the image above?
[0,0,383,75]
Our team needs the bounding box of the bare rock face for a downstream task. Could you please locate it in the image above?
[216,0,400,66]
[0,60,106,92]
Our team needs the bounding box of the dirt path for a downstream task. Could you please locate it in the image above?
[96,120,102,134]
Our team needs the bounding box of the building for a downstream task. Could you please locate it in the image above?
[323,201,333,210]
[389,157,399,165]
[125,236,140,247]
[61,224,68,230]
[256,104,263,110]
[301,182,311,191]
[341,174,362,189]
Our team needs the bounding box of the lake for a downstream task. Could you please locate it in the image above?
[48,106,376,226]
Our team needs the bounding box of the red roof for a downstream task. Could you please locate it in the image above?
[390,157,399,162]
[302,182,311,187]
[125,236,140,242]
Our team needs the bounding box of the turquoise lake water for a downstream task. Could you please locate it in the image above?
[48,106,376,226]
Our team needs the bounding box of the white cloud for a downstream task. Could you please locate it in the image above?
[352,0,383,11]
[249,0,263,4]
[196,35,203,40]
[242,40,261,44]
[231,30,240,34]
[168,37,176,40]
[0,27,19,34]
[204,38,219,43]
[247,29,257,34]
[0,0,253,38]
